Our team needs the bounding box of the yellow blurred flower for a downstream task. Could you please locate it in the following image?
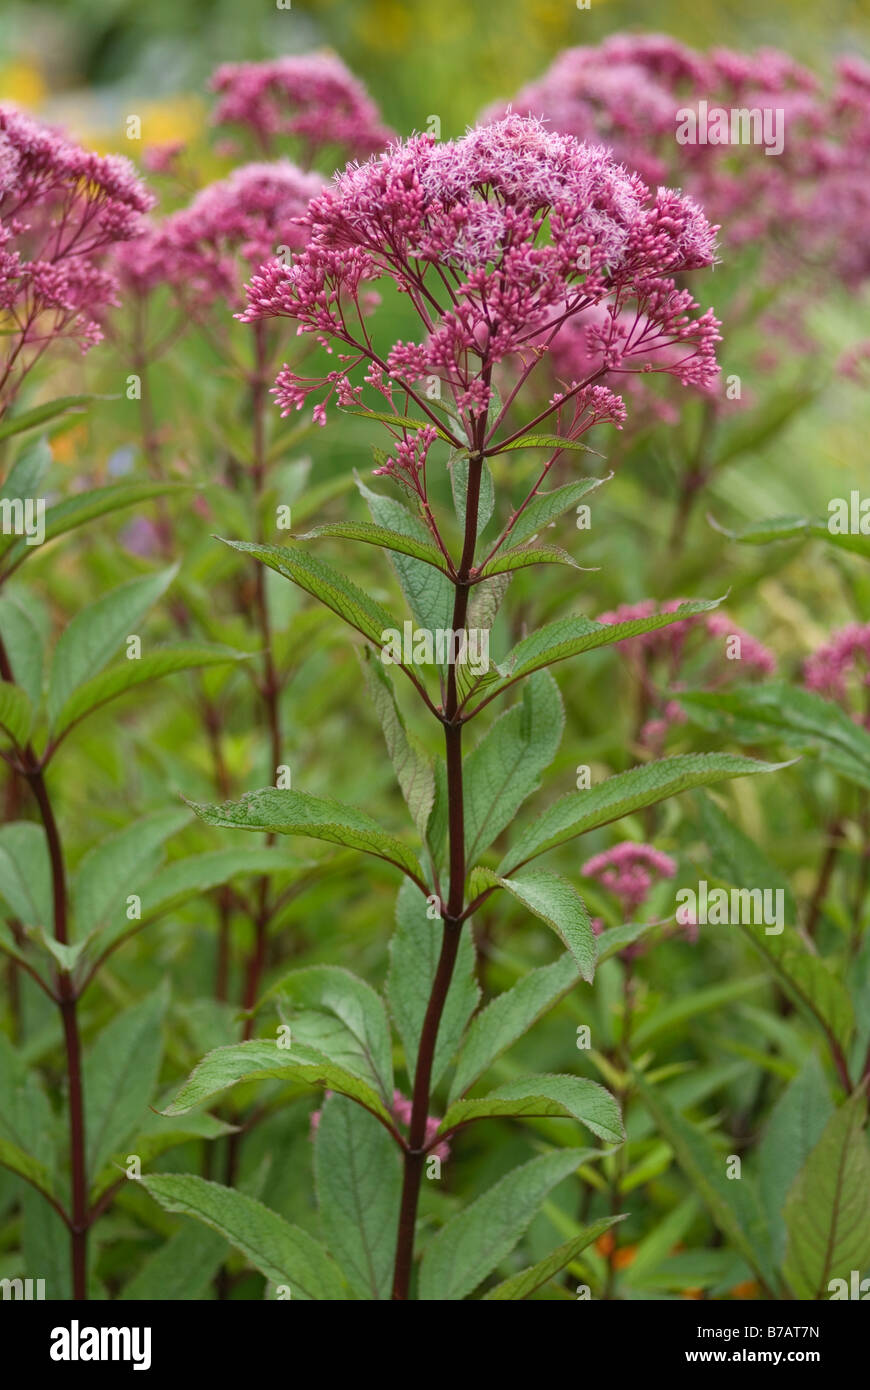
[0,61,47,109]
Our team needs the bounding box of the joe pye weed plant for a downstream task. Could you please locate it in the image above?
[135,115,791,1301]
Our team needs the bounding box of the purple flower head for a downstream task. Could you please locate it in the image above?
[0,104,153,411]
[241,114,719,445]
[582,840,677,916]
[209,53,391,164]
[116,161,324,312]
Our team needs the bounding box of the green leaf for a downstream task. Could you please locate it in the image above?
[501,478,607,549]
[449,952,579,1103]
[783,1094,870,1300]
[492,434,598,454]
[451,454,494,537]
[0,595,44,708]
[476,868,596,983]
[464,670,564,863]
[438,1074,623,1144]
[314,1094,402,1301]
[0,679,31,745]
[471,598,722,708]
[0,482,193,574]
[1,436,51,497]
[360,650,435,840]
[478,543,583,579]
[257,965,393,1107]
[48,567,178,725]
[89,1110,235,1203]
[0,394,94,443]
[418,1147,587,1300]
[142,1174,346,1299]
[119,1222,227,1302]
[387,878,479,1091]
[736,918,855,1056]
[0,822,52,927]
[357,477,455,634]
[758,1055,833,1266]
[220,536,401,647]
[298,520,448,573]
[630,977,767,1049]
[680,684,870,790]
[188,787,423,883]
[500,753,786,871]
[713,513,870,559]
[51,643,249,739]
[72,806,191,939]
[695,791,798,925]
[595,919,660,963]
[0,1033,57,1200]
[84,984,169,1178]
[346,407,451,440]
[632,1070,777,1292]
[162,1039,394,1126]
[482,1214,626,1299]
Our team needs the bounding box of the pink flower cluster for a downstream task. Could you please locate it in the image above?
[209,53,392,164]
[804,623,870,725]
[0,104,153,410]
[582,840,677,916]
[491,37,870,283]
[241,114,720,445]
[116,161,324,310]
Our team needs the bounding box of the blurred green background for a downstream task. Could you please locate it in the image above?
[3,0,869,149]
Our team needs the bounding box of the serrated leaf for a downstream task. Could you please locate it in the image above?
[221,536,401,647]
[449,952,579,1103]
[162,1039,394,1126]
[470,598,722,709]
[314,1094,401,1301]
[492,434,598,454]
[188,787,423,883]
[783,1094,870,1300]
[500,753,786,871]
[737,919,855,1055]
[501,477,607,549]
[142,1174,346,1299]
[346,407,451,440]
[89,1110,235,1204]
[478,543,583,578]
[418,1147,587,1300]
[299,520,448,573]
[713,513,870,558]
[483,1214,625,1299]
[257,965,393,1106]
[387,878,479,1091]
[439,1074,623,1144]
[357,477,455,634]
[479,868,597,983]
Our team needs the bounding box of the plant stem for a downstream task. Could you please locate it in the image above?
[25,758,88,1299]
[391,447,484,1300]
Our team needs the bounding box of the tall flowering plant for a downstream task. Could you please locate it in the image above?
[148,116,783,1301]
